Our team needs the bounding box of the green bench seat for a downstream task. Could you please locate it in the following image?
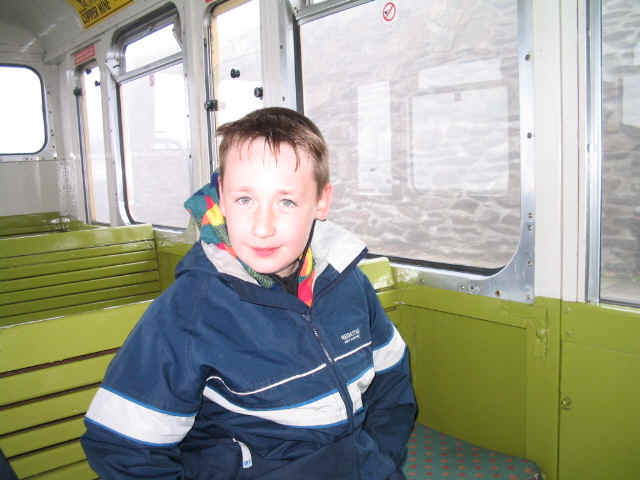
[1,223,163,478]
[0,302,151,479]
[402,423,541,479]
[0,224,161,327]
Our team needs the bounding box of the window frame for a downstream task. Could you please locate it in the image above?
[74,60,111,225]
[204,0,259,175]
[585,0,602,304]
[295,0,536,303]
[585,0,640,308]
[109,5,189,228]
[0,63,50,158]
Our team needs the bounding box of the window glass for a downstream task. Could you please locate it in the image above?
[599,0,640,304]
[124,23,181,71]
[301,0,521,269]
[81,66,110,223]
[0,65,46,154]
[120,63,191,227]
[210,0,263,127]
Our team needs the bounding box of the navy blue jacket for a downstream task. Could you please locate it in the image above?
[82,221,416,479]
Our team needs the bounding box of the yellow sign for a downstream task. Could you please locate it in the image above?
[66,0,134,29]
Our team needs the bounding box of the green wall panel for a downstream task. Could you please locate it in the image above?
[404,304,527,457]
[559,342,640,478]
[390,283,560,480]
[156,242,192,292]
[560,302,640,479]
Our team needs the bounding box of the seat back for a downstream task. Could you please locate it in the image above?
[0,224,161,326]
[0,302,151,479]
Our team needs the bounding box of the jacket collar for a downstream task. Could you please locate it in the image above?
[178,220,367,309]
[200,220,366,281]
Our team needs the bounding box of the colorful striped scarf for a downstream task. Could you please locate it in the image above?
[184,172,315,306]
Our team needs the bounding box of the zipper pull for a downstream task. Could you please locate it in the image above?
[233,438,252,469]
[312,327,334,364]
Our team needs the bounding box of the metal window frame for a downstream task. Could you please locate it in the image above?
[204,0,299,176]
[107,5,187,229]
[295,0,536,303]
[586,0,640,307]
[585,0,602,304]
[0,63,51,159]
[74,62,112,226]
[203,0,258,176]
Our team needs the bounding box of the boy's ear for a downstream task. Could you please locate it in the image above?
[315,183,333,221]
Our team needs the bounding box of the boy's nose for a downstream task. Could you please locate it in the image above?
[252,206,276,238]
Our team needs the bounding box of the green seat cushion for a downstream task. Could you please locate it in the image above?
[402,423,541,479]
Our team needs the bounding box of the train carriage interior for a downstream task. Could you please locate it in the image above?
[0,0,639,479]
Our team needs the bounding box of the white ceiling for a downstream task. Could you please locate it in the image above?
[0,0,164,63]
[0,0,81,56]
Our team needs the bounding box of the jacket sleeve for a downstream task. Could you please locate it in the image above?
[81,279,205,480]
[359,271,417,476]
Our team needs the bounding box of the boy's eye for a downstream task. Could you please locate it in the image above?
[235,197,252,206]
[280,198,297,208]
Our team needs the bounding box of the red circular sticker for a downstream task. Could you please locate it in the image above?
[382,2,397,22]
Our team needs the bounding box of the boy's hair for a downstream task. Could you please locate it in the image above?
[216,107,329,196]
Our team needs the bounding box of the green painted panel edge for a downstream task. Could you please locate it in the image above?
[0,225,62,237]
[0,224,154,257]
[358,257,395,291]
[525,297,560,480]
[25,460,97,480]
[1,354,114,405]
[395,283,547,329]
[0,417,85,457]
[563,301,640,354]
[156,241,191,292]
[0,260,158,293]
[0,240,155,269]
[0,388,97,435]
[0,292,156,327]
[0,281,160,318]
[0,271,159,305]
[10,441,86,478]
[1,250,157,281]
[0,212,61,225]
[0,301,149,371]
[0,212,62,232]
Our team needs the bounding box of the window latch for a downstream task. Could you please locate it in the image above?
[205,99,218,112]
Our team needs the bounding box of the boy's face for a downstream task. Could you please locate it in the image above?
[218,138,332,277]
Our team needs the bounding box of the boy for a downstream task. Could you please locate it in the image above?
[82,107,416,479]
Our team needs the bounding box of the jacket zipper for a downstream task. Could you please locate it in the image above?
[302,312,355,430]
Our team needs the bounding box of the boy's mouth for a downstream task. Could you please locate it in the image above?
[252,247,279,257]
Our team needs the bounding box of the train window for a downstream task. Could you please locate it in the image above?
[79,65,110,224]
[208,0,263,128]
[115,9,191,228]
[299,0,522,271]
[589,0,640,305]
[0,65,46,155]
[123,24,181,72]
